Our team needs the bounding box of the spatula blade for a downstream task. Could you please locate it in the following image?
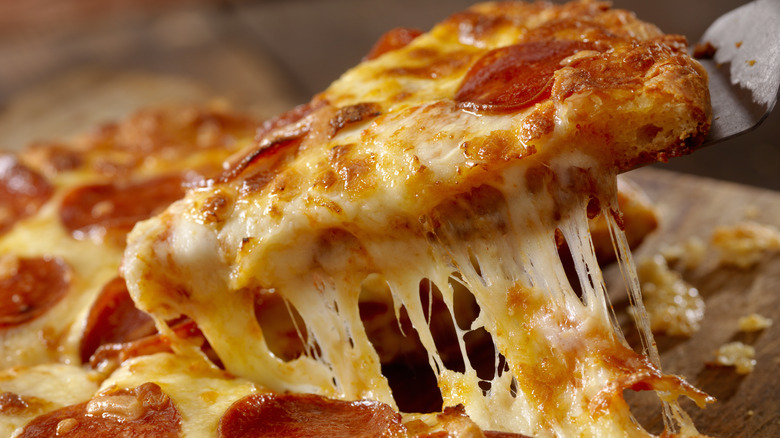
[698,0,780,146]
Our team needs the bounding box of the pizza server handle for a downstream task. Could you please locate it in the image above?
[697,0,780,147]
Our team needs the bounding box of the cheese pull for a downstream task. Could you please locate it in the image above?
[122,1,711,437]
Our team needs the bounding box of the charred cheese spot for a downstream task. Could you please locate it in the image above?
[313,169,338,191]
[197,191,234,225]
[328,144,377,196]
[461,130,530,163]
[269,168,302,202]
[519,103,555,143]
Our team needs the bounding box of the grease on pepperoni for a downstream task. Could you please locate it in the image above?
[59,174,186,244]
[364,27,424,61]
[18,383,181,438]
[80,277,157,364]
[0,155,53,236]
[455,40,591,113]
[0,255,70,328]
[218,393,406,438]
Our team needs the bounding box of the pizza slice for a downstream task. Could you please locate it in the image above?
[0,86,662,438]
[113,0,712,437]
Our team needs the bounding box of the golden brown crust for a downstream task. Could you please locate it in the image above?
[404,0,711,170]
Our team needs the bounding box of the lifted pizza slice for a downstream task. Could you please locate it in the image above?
[121,1,711,437]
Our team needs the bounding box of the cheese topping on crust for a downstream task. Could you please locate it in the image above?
[123,1,711,437]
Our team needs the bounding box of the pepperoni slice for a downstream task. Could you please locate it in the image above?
[87,318,223,371]
[455,40,590,113]
[59,174,185,243]
[0,256,70,328]
[18,383,181,438]
[329,102,382,137]
[220,100,327,184]
[218,393,406,438]
[80,277,157,364]
[0,155,53,236]
[364,27,424,61]
[255,98,326,142]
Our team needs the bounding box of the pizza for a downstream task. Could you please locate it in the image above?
[0,0,712,437]
[0,105,261,436]
[0,104,659,438]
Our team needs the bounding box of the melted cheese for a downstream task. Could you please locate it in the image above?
[98,352,258,438]
[0,188,125,367]
[126,152,711,437]
[122,1,712,437]
[0,363,99,437]
[0,106,257,368]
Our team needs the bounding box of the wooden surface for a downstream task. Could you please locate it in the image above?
[614,167,780,437]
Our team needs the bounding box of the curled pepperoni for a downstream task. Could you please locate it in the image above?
[329,102,382,137]
[18,383,181,438]
[455,40,591,113]
[80,277,157,364]
[59,174,185,244]
[0,256,70,328]
[364,27,424,61]
[255,98,326,142]
[218,393,406,438]
[87,318,222,371]
[219,100,327,184]
[0,155,53,235]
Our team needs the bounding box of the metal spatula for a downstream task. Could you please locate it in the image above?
[698,0,780,146]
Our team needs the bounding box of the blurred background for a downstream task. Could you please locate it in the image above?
[0,0,777,189]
